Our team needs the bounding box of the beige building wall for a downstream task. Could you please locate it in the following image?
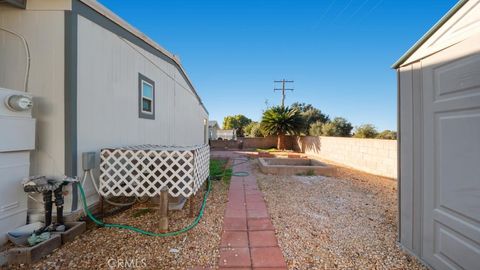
[295,136,397,179]
[0,4,66,176]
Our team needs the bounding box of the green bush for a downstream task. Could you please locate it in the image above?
[244,122,265,137]
[291,102,329,135]
[209,159,232,184]
[309,121,324,136]
[376,130,397,140]
[321,117,353,137]
[353,124,378,138]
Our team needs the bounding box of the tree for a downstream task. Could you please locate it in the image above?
[353,124,378,138]
[244,122,256,137]
[309,121,324,136]
[222,114,252,137]
[321,117,353,137]
[291,102,329,134]
[244,122,265,137]
[261,106,303,149]
[376,130,397,140]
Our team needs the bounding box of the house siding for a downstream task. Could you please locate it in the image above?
[0,5,66,176]
[75,14,208,205]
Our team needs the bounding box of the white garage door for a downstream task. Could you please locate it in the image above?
[421,36,480,270]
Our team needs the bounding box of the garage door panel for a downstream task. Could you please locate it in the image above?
[422,37,480,269]
[434,223,480,270]
[436,110,480,223]
[433,94,480,113]
[433,53,480,100]
[434,209,480,244]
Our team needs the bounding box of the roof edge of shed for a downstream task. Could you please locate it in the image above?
[392,0,469,69]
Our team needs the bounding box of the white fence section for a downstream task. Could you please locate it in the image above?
[99,144,209,198]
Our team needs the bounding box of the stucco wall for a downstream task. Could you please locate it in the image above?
[295,136,397,179]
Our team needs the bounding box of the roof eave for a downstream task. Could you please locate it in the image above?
[392,0,469,69]
[78,0,208,114]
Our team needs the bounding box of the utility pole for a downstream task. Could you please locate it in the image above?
[274,79,294,107]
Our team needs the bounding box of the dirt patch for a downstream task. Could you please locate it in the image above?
[8,181,228,270]
[255,162,425,270]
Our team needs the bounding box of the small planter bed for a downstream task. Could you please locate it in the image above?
[258,157,336,176]
[7,234,61,265]
[52,222,86,244]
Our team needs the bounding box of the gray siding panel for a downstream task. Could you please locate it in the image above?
[399,65,414,251]
[64,10,78,210]
[411,62,423,255]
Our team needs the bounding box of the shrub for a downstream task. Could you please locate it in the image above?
[353,124,378,138]
[209,159,232,184]
[321,117,353,137]
[291,102,329,135]
[244,122,256,137]
[376,130,397,140]
[244,122,265,137]
[309,121,324,136]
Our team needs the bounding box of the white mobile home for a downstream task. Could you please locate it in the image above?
[208,120,219,140]
[217,129,236,140]
[0,0,208,243]
[394,0,480,269]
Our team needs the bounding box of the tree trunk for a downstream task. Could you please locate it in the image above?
[277,134,286,150]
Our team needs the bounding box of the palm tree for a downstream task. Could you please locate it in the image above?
[261,106,303,149]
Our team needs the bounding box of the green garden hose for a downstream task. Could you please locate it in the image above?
[78,158,250,237]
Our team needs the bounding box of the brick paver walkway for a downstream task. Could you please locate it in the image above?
[218,157,287,269]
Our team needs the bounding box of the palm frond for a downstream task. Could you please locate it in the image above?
[260,106,303,135]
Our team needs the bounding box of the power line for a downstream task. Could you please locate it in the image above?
[274,79,294,107]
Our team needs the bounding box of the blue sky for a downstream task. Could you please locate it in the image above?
[100,0,457,131]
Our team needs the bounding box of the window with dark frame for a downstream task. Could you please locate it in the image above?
[138,73,155,119]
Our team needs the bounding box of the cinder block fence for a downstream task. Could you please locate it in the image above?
[294,136,397,179]
[210,136,397,179]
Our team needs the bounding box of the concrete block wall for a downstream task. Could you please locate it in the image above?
[295,136,397,179]
[242,136,278,149]
[209,140,242,149]
[242,136,296,150]
[210,136,294,150]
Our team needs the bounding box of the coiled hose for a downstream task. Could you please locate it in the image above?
[78,158,249,237]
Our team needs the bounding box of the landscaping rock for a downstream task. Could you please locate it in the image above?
[8,181,228,269]
[256,162,426,269]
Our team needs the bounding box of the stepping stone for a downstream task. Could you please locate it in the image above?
[249,231,278,247]
[248,218,274,231]
[219,247,251,268]
[221,231,249,247]
[250,247,287,268]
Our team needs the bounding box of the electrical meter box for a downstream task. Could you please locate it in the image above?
[82,152,96,171]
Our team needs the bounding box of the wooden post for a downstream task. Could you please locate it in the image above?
[99,196,104,221]
[189,194,196,218]
[159,187,169,233]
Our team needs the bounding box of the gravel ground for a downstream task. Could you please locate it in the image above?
[8,181,228,270]
[255,161,426,270]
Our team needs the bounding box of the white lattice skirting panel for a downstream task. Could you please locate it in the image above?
[99,144,210,198]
